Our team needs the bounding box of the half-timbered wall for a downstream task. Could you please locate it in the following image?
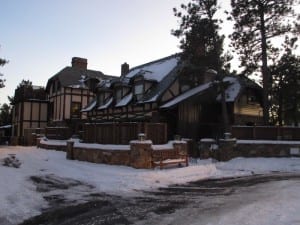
[12,101,48,137]
[48,86,95,121]
[161,80,180,103]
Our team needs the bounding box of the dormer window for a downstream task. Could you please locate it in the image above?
[116,89,123,103]
[134,83,144,101]
[98,93,105,106]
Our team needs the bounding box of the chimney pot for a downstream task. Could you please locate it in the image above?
[121,62,129,76]
[72,57,88,69]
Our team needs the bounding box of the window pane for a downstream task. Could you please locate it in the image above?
[71,102,81,118]
[116,89,122,102]
[134,84,143,94]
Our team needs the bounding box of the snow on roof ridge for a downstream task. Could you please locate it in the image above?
[160,82,212,109]
[126,53,180,73]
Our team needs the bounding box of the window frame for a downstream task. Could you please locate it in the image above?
[70,102,82,119]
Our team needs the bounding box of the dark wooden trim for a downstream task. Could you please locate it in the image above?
[30,101,33,127]
[81,89,83,119]
[55,95,58,120]
[168,88,176,98]
[59,91,61,120]
[18,119,48,123]
[20,102,24,136]
[38,102,41,127]
[63,88,66,120]
[70,88,73,118]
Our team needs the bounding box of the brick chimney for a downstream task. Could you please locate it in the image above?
[72,57,88,69]
[121,62,129,76]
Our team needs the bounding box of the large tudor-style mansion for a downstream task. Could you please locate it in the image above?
[11,54,263,144]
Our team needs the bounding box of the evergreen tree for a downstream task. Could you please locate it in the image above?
[0,103,12,126]
[172,0,227,73]
[229,0,299,124]
[270,37,300,126]
[8,79,33,105]
[172,0,230,133]
[0,48,8,88]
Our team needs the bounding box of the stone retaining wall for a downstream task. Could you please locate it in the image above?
[37,138,67,151]
[199,139,300,161]
[38,138,187,169]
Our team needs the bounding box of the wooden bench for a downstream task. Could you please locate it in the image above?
[152,149,188,169]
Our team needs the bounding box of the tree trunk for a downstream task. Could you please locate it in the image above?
[259,5,270,125]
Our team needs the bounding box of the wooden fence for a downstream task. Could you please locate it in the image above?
[82,122,167,144]
[231,126,300,140]
[45,127,72,140]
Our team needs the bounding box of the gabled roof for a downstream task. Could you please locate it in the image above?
[160,82,213,109]
[125,54,181,103]
[125,54,180,82]
[161,75,253,109]
[216,76,242,102]
[81,99,97,112]
[46,66,113,92]
[115,93,133,107]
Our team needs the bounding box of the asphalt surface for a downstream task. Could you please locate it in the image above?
[19,172,300,225]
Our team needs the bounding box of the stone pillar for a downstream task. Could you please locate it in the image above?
[130,140,153,169]
[173,140,188,166]
[36,137,42,148]
[173,141,187,155]
[31,133,37,146]
[199,138,217,159]
[66,140,75,160]
[219,138,237,161]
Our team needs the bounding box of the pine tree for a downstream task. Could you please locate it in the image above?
[8,79,33,105]
[172,0,226,73]
[172,0,231,133]
[229,0,299,124]
[0,51,8,88]
[270,37,300,126]
[0,103,12,126]
[0,45,8,88]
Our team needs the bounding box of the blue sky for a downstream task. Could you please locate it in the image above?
[1,0,196,104]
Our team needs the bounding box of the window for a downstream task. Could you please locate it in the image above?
[98,93,104,106]
[48,102,54,120]
[134,83,144,101]
[71,102,81,118]
[51,82,55,94]
[116,89,123,103]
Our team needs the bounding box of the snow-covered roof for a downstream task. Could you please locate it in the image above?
[0,125,12,129]
[115,93,133,107]
[125,55,179,82]
[160,76,244,109]
[98,97,113,110]
[81,99,97,112]
[216,77,241,102]
[160,82,212,109]
[97,79,112,89]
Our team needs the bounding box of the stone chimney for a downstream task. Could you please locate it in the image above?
[72,57,88,69]
[121,62,129,76]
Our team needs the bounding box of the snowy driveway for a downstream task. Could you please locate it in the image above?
[19,173,300,225]
[0,146,300,225]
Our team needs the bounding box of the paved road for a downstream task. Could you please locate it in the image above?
[19,173,300,225]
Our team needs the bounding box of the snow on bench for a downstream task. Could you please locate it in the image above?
[152,148,188,169]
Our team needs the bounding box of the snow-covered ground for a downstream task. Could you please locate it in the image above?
[0,145,300,225]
